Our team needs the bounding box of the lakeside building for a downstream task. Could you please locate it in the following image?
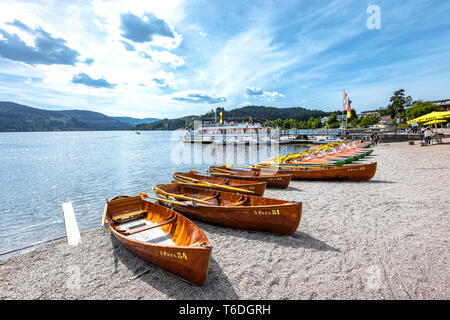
[360,110,380,117]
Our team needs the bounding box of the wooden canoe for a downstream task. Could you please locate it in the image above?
[208,165,292,188]
[253,162,377,181]
[172,171,267,196]
[103,195,212,286]
[153,183,302,235]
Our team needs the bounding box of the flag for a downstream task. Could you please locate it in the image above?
[219,111,223,124]
[214,110,217,123]
[347,99,352,119]
[343,91,347,111]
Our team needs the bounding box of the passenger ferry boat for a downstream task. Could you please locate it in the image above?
[183,124,291,144]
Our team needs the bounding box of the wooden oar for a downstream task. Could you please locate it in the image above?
[152,186,212,204]
[172,173,200,183]
[139,192,188,206]
[210,167,237,174]
[173,173,249,192]
[224,164,254,169]
[101,202,108,227]
[172,180,254,194]
[196,170,234,176]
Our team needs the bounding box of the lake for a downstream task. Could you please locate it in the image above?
[0,131,308,256]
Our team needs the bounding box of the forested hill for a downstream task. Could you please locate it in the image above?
[137,105,331,130]
[112,116,160,127]
[0,101,134,132]
[221,106,329,121]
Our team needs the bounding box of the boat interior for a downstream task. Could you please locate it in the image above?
[155,184,291,207]
[107,196,207,247]
[210,166,288,178]
[174,171,263,187]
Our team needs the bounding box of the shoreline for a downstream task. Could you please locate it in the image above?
[1,139,449,299]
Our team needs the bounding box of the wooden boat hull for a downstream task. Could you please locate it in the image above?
[253,162,377,181]
[172,171,267,196]
[105,196,212,286]
[278,149,374,166]
[209,166,292,188]
[154,184,302,235]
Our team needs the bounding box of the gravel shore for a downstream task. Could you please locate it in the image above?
[1,139,449,300]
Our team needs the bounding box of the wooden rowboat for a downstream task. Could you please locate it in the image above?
[208,165,292,188]
[253,162,377,181]
[102,195,212,286]
[152,183,302,235]
[172,171,267,196]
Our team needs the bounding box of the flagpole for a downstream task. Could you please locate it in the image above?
[341,90,345,136]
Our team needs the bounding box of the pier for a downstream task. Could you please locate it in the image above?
[279,128,450,143]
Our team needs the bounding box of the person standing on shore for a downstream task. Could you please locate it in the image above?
[371,133,379,146]
[424,127,433,145]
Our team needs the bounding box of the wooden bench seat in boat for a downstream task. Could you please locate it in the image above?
[117,218,177,246]
[112,210,147,223]
[115,212,177,236]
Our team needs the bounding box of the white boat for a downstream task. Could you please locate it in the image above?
[183,124,285,145]
[279,136,293,144]
[311,135,343,144]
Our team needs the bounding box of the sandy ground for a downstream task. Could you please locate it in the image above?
[1,139,449,300]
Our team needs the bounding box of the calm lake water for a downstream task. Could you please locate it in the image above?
[0,131,308,256]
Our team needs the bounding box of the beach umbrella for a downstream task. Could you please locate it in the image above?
[423,119,446,125]
[423,119,447,129]
[407,111,450,124]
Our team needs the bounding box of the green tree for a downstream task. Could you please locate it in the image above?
[387,89,412,119]
[298,120,305,129]
[350,108,357,121]
[359,114,380,127]
[405,101,441,120]
[327,113,337,126]
[350,117,360,128]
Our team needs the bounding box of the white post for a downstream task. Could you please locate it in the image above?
[62,202,81,246]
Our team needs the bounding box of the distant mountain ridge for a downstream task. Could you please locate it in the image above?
[112,116,159,127]
[0,101,333,132]
[0,101,142,132]
[137,105,331,130]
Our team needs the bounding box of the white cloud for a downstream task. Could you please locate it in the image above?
[246,86,285,101]
[170,90,227,104]
[140,49,185,68]
[92,0,185,50]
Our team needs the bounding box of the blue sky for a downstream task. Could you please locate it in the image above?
[0,0,449,118]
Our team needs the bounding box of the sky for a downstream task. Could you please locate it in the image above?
[0,0,450,119]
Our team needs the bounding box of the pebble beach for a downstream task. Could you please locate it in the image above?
[1,139,449,300]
